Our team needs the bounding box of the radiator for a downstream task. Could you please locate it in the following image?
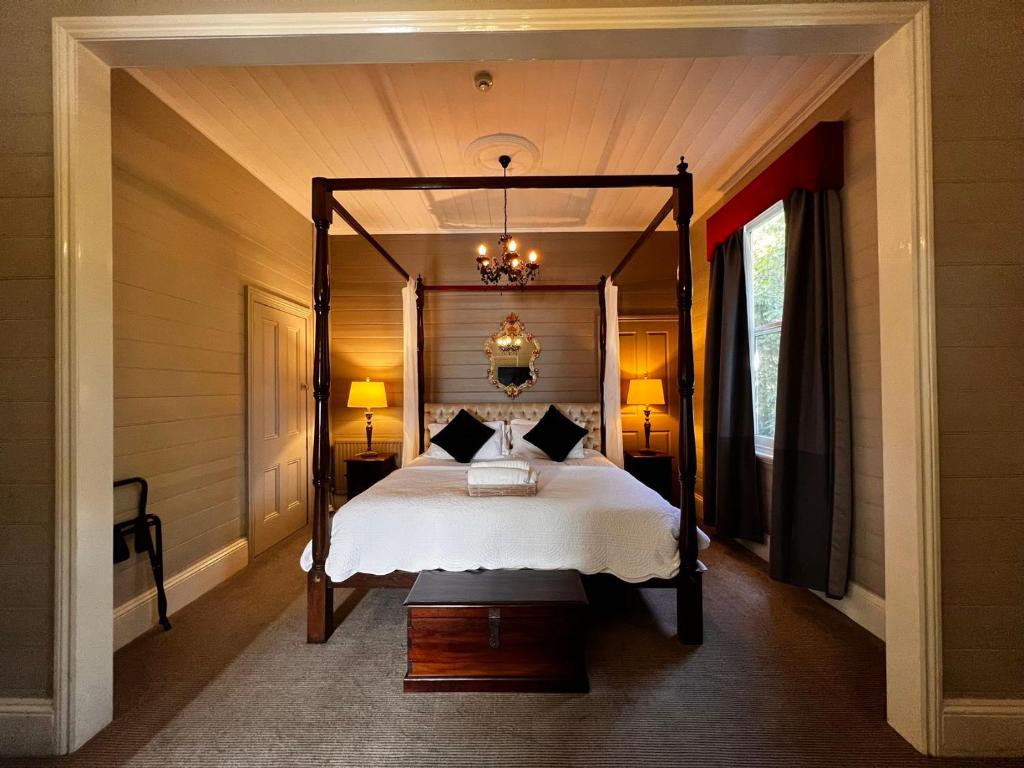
[332,438,403,496]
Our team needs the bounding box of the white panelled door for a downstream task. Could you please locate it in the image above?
[247,288,310,556]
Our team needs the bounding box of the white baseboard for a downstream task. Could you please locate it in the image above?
[733,531,885,640]
[114,537,249,650]
[811,581,885,641]
[735,535,771,562]
[0,698,55,756]
[942,698,1024,757]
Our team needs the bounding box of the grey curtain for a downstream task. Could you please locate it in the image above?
[770,188,852,598]
[703,232,764,542]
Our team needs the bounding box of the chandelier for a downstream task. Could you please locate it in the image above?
[495,333,524,354]
[475,155,540,287]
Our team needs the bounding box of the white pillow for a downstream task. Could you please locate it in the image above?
[426,420,505,461]
[509,418,587,460]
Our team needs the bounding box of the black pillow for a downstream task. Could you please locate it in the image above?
[430,409,496,463]
[523,405,589,462]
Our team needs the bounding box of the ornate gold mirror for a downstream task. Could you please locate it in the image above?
[484,313,541,399]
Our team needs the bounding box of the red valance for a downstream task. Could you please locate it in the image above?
[705,121,844,261]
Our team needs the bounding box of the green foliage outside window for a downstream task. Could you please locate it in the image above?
[749,211,786,327]
[754,332,780,436]
[746,206,786,441]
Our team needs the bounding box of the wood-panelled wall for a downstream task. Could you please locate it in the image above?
[110,71,311,609]
[426,291,599,403]
[329,231,675,442]
[691,62,885,598]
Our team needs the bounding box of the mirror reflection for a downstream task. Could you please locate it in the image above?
[484,313,540,399]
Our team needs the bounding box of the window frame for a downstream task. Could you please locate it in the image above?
[741,199,786,459]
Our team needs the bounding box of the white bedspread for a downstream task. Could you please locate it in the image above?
[300,450,710,583]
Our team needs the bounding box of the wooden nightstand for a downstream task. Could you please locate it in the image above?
[344,452,397,499]
[624,450,673,501]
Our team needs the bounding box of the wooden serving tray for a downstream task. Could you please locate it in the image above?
[467,481,538,497]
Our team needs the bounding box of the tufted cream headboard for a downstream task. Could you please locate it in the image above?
[424,402,603,451]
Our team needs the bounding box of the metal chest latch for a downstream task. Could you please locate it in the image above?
[488,607,500,649]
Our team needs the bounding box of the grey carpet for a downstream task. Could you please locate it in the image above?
[6,530,1015,768]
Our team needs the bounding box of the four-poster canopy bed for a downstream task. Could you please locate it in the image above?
[305,159,704,646]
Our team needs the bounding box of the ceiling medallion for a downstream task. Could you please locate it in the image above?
[475,155,540,288]
[464,133,540,174]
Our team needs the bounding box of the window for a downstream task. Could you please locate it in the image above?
[742,201,786,456]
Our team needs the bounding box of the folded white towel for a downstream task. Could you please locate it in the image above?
[467,465,532,486]
[470,458,531,472]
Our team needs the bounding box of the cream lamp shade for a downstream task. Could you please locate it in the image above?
[347,378,387,409]
[626,377,665,407]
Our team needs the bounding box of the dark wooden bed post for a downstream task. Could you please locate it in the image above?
[597,275,608,455]
[415,275,425,455]
[308,179,334,643]
[674,157,703,645]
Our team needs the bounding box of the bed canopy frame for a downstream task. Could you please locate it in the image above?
[307,160,702,645]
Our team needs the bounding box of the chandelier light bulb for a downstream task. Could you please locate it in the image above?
[528,251,538,263]
[477,244,487,256]
[508,239,518,253]
[481,257,490,267]
[511,257,520,268]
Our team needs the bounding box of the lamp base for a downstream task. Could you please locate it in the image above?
[361,411,376,457]
[642,408,654,453]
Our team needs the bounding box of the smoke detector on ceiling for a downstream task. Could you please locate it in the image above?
[474,70,494,92]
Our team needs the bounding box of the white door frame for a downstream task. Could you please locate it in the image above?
[245,286,312,558]
[49,2,939,755]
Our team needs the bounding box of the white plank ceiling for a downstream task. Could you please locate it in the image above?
[127,55,861,234]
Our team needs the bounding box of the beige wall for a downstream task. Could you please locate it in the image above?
[689,62,885,598]
[110,72,312,607]
[0,0,1020,705]
[929,0,1024,698]
[617,232,683,316]
[330,231,674,443]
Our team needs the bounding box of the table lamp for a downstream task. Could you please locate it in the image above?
[626,376,665,454]
[347,378,387,456]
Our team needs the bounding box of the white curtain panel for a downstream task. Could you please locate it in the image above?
[401,277,419,466]
[603,278,625,467]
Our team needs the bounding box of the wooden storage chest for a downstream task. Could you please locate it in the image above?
[404,569,588,693]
